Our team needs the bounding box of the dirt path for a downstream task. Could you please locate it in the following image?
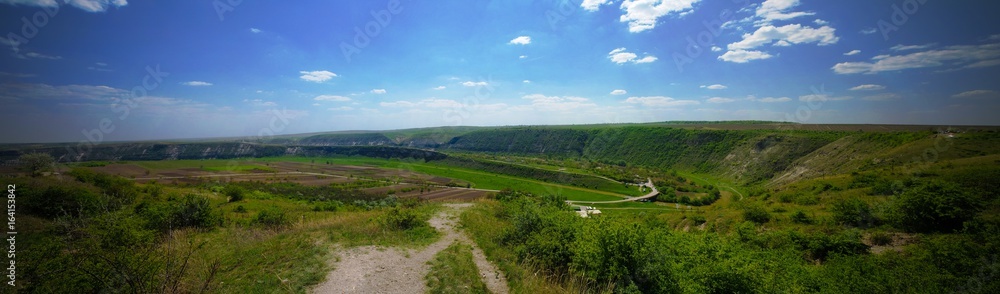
[312,203,508,294]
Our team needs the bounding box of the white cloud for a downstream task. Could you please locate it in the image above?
[581,0,611,11]
[508,36,531,45]
[381,98,464,109]
[755,97,792,103]
[623,96,700,107]
[523,80,531,84]
[799,94,852,102]
[314,95,351,102]
[718,49,773,63]
[462,81,489,87]
[610,89,627,95]
[0,0,128,12]
[862,93,901,101]
[711,46,722,52]
[328,106,355,111]
[519,55,527,59]
[952,90,999,99]
[727,24,838,50]
[0,83,123,102]
[244,99,276,107]
[250,28,261,34]
[890,43,936,51]
[700,84,727,90]
[371,89,387,94]
[860,28,877,35]
[23,52,61,60]
[849,84,885,91]
[755,0,814,24]
[0,72,36,78]
[520,94,597,111]
[299,70,338,82]
[832,43,1000,74]
[706,97,735,103]
[635,56,658,63]
[181,81,213,87]
[964,59,1000,69]
[844,50,861,56]
[721,4,839,64]
[619,0,700,33]
[608,47,657,64]
[433,86,446,90]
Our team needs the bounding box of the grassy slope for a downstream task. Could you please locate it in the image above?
[260,156,630,202]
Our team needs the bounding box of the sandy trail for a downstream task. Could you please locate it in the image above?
[312,203,508,294]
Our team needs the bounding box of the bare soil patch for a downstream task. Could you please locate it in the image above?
[312,204,507,294]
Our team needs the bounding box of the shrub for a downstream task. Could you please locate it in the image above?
[255,208,288,227]
[893,180,982,233]
[234,205,247,213]
[174,194,216,228]
[832,197,875,228]
[794,194,820,205]
[791,210,812,224]
[743,205,771,224]
[690,215,707,225]
[380,208,423,230]
[223,185,245,202]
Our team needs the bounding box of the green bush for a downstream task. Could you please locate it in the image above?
[791,210,813,224]
[832,197,876,228]
[174,194,216,228]
[223,185,245,202]
[380,208,423,230]
[255,208,288,227]
[690,215,707,225]
[138,194,217,230]
[743,205,771,224]
[893,180,982,233]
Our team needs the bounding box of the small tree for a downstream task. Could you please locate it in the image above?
[19,153,55,176]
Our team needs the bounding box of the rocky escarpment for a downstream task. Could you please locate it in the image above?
[0,143,446,163]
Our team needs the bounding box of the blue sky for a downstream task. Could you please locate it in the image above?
[1,0,999,143]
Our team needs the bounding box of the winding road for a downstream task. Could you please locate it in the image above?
[565,178,658,204]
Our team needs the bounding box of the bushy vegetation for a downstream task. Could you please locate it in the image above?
[654,174,722,206]
[10,166,436,292]
[893,180,983,233]
[462,188,1000,293]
